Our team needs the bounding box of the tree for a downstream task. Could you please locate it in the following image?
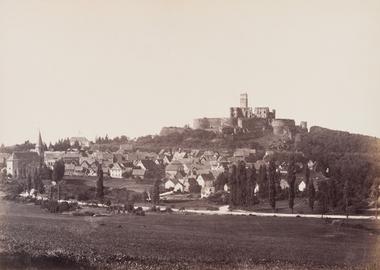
[288,155,296,214]
[237,161,247,206]
[26,169,32,192]
[258,165,268,199]
[73,140,81,150]
[228,164,238,207]
[305,165,310,189]
[52,160,65,183]
[96,165,104,199]
[152,179,160,205]
[215,172,228,192]
[317,181,329,217]
[32,168,44,194]
[52,160,65,200]
[328,178,338,209]
[343,178,351,218]
[308,179,316,211]
[246,166,257,206]
[268,158,276,212]
[371,178,380,219]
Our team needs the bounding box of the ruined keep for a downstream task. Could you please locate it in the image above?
[192,93,307,139]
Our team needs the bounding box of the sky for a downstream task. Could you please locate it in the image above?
[0,0,379,146]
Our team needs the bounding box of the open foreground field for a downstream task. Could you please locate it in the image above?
[0,197,379,270]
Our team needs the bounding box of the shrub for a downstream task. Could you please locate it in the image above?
[124,202,134,213]
[134,206,145,216]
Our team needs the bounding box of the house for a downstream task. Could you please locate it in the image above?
[109,163,126,178]
[73,165,85,176]
[134,159,160,179]
[69,137,90,148]
[0,153,11,168]
[6,152,41,178]
[64,163,76,176]
[165,161,185,178]
[196,173,215,198]
[62,151,81,165]
[298,181,306,192]
[172,151,188,161]
[132,169,146,179]
[196,173,215,188]
[164,178,185,191]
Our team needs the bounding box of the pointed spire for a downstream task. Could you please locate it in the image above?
[37,130,43,147]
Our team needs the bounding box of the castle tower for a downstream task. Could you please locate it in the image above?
[240,93,248,108]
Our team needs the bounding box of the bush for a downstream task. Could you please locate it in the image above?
[124,202,134,213]
[133,206,145,216]
[77,193,90,201]
[164,207,173,213]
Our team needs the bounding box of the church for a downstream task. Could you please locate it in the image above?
[6,132,44,178]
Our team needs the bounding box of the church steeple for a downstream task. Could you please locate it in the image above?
[36,130,44,157]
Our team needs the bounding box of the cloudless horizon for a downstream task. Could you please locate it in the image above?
[1,0,379,146]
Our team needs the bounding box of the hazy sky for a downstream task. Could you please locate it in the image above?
[1,0,379,146]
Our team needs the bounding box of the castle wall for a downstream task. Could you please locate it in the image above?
[272,119,296,138]
[238,118,268,132]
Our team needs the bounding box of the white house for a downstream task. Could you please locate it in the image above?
[109,163,126,178]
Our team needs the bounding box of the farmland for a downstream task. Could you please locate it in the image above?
[0,196,379,269]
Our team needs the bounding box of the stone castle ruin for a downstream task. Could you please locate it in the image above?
[193,93,307,139]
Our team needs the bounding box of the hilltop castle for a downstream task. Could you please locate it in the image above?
[193,93,307,139]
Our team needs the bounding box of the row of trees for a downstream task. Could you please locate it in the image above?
[216,153,379,215]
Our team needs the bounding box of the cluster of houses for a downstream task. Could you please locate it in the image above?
[1,133,329,199]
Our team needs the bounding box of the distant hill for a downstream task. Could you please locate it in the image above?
[298,126,380,156]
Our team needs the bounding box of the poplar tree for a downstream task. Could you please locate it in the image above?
[268,158,277,212]
[228,164,237,207]
[152,179,160,205]
[96,165,104,199]
[258,165,268,199]
[308,179,316,211]
[246,166,257,206]
[237,161,247,206]
[288,155,296,214]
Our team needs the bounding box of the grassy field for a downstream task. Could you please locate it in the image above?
[0,196,379,269]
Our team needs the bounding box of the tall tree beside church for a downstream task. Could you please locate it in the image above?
[288,155,296,214]
[268,158,277,212]
[52,160,65,183]
[246,166,257,206]
[26,169,32,192]
[96,165,104,199]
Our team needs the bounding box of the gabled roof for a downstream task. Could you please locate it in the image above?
[139,159,157,171]
[132,169,146,176]
[199,173,215,182]
[9,151,40,161]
